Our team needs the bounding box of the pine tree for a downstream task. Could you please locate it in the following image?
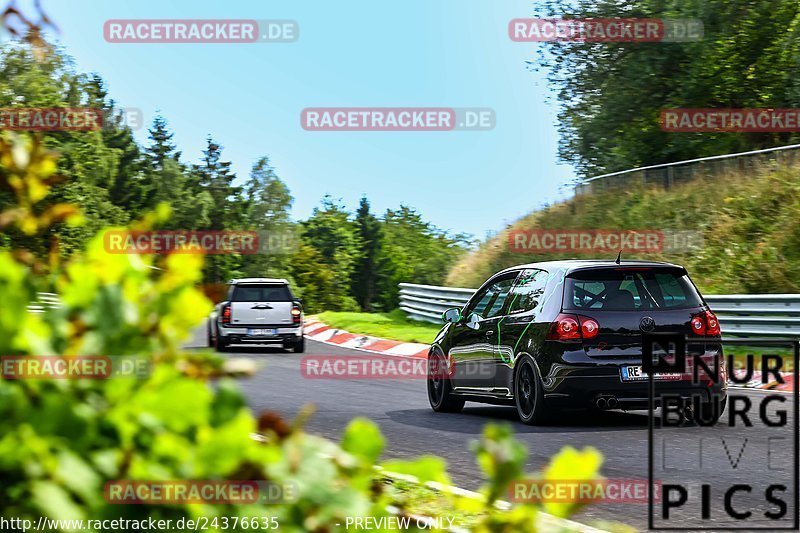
[195,136,241,231]
[147,115,181,171]
[352,196,383,311]
[192,137,243,282]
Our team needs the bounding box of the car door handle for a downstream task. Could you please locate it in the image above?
[485,329,495,337]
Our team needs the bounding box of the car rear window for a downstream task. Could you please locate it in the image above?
[231,284,292,302]
[563,268,703,311]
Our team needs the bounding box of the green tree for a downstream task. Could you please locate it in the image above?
[352,196,382,311]
[0,43,140,260]
[193,136,241,230]
[240,156,296,279]
[301,196,361,311]
[536,0,800,179]
[288,242,338,313]
[140,116,210,229]
[375,206,467,309]
[146,114,181,171]
[191,137,243,282]
[245,156,292,226]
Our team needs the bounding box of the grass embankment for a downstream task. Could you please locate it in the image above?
[726,346,795,372]
[446,164,800,294]
[315,309,442,344]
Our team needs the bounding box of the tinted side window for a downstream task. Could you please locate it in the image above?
[232,284,292,302]
[507,269,548,314]
[483,278,515,318]
[467,275,517,318]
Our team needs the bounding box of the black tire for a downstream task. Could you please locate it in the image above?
[292,336,305,353]
[214,331,229,352]
[514,355,551,425]
[692,396,727,426]
[427,350,465,413]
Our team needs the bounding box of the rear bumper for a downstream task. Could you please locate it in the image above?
[543,373,727,409]
[535,342,726,409]
[219,325,303,344]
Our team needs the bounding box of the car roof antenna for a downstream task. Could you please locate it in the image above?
[615,250,622,264]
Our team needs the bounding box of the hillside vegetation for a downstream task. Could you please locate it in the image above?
[446,164,800,294]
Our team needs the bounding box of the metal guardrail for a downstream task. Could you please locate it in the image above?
[27,267,164,314]
[399,283,473,323]
[575,143,800,195]
[399,283,800,338]
[27,292,61,313]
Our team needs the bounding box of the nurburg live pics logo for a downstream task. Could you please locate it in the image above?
[645,334,799,530]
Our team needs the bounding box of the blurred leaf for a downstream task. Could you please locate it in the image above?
[341,417,385,465]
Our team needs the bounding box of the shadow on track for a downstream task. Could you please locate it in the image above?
[222,345,292,355]
[386,406,650,434]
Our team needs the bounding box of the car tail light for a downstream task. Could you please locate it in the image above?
[704,310,721,336]
[691,310,721,337]
[548,314,601,341]
[291,304,302,325]
[221,304,232,325]
[548,314,581,341]
[690,315,705,335]
[580,317,600,339]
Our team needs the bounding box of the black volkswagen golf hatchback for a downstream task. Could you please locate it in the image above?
[427,260,727,425]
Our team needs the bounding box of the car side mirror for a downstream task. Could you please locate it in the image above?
[442,308,462,324]
[465,313,481,330]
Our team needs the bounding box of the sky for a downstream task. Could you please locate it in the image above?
[25,0,575,240]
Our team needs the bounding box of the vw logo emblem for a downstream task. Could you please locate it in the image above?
[640,316,655,332]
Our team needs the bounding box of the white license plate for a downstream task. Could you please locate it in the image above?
[248,328,277,337]
[620,365,682,382]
